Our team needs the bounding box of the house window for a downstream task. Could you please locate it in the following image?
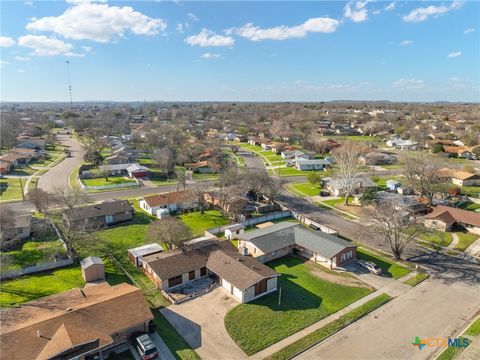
[200,267,207,276]
[105,215,114,224]
[271,251,276,257]
[189,271,195,280]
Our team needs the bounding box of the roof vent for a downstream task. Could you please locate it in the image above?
[251,265,256,270]
[66,307,73,312]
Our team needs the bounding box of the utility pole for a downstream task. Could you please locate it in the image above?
[66,60,73,107]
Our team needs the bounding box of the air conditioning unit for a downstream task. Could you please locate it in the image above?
[239,246,249,256]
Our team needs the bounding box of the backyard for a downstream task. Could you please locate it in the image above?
[0,177,25,202]
[224,256,373,355]
[178,210,230,236]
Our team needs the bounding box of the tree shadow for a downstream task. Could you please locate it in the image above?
[157,307,202,349]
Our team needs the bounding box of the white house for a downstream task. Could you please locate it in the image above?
[139,190,193,218]
[295,158,333,171]
[224,223,245,240]
[386,138,418,151]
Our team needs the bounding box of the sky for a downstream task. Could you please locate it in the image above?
[0,0,479,102]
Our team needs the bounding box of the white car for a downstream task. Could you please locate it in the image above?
[357,260,382,275]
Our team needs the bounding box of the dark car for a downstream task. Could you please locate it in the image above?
[134,334,159,360]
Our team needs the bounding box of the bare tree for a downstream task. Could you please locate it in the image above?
[26,188,54,221]
[0,207,18,250]
[146,218,192,250]
[402,153,449,205]
[307,171,320,188]
[176,168,186,191]
[241,169,271,202]
[363,201,422,260]
[154,147,175,179]
[53,186,87,210]
[332,142,366,206]
[190,184,209,214]
[99,168,110,182]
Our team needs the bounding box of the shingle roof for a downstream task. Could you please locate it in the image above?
[141,190,192,208]
[237,222,356,259]
[64,200,134,221]
[424,205,480,227]
[0,283,153,360]
[80,256,104,268]
[144,241,279,290]
[440,168,478,181]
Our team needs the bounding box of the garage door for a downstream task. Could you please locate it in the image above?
[168,275,182,288]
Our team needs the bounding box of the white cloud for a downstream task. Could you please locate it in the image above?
[403,0,462,23]
[82,46,92,52]
[187,13,199,21]
[230,17,339,41]
[26,1,166,43]
[464,28,475,34]
[0,36,15,47]
[18,35,82,56]
[15,56,31,61]
[372,10,381,15]
[344,1,369,22]
[24,1,33,6]
[447,51,462,58]
[399,40,413,46]
[176,23,184,33]
[185,29,234,47]
[0,60,10,68]
[393,78,426,90]
[201,53,220,59]
[385,2,395,11]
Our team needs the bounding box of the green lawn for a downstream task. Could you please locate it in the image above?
[82,176,137,187]
[2,232,66,270]
[403,273,429,287]
[460,186,480,197]
[265,294,391,360]
[224,256,373,355]
[0,177,25,201]
[291,183,321,197]
[276,167,310,176]
[178,210,230,236]
[321,197,345,207]
[466,317,480,336]
[453,232,479,252]
[436,317,480,360]
[357,248,411,279]
[0,266,85,307]
[458,202,480,212]
[418,230,453,247]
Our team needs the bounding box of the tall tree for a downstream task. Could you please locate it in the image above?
[154,147,175,179]
[53,186,87,210]
[146,218,191,250]
[332,142,366,206]
[26,188,54,221]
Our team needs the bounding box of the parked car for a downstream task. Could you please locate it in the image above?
[134,334,159,360]
[319,191,330,197]
[357,260,382,275]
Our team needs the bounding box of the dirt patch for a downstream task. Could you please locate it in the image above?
[305,260,373,290]
[334,203,364,217]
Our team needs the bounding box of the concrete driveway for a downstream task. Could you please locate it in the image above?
[160,287,247,360]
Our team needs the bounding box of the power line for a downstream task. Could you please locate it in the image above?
[65,60,73,107]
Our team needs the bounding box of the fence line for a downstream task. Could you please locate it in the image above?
[0,259,74,280]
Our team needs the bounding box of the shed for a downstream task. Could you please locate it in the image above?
[224,223,245,240]
[128,243,164,267]
[80,256,105,283]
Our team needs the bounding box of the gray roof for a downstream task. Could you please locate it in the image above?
[237,222,356,259]
[224,223,245,232]
[128,243,163,258]
[126,164,149,172]
[295,158,332,165]
[80,256,104,268]
[64,200,134,221]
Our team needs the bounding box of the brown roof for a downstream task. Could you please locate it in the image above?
[141,190,192,208]
[0,153,26,162]
[64,200,134,221]
[440,168,478,181]
[10,148,38,155]
[424,205,480,227]
[144,241,279,290]
[443,146,471,154]
[0,283,153,360]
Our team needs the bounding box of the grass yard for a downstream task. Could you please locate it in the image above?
[0,177,25,201]
[291,183,321,197]
[2,233,66,270]
[321,197,345,207]
[81,176,137,187]
[224,256,373,355]
[265,293,391,360]
[460,186,480,197]
[403,273,429,287]
[418,230,453,247]
[276,167,310,176]
[357,248,411,279]
[436,317,480,360]
[453,231,479,252]
[178,210,230,236]
[0,266,85,307]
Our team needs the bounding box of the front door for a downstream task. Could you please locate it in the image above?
[254,279,267,297]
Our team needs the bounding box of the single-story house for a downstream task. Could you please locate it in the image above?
[322,176,376,196]
[386,138,418,151]
[439,168,480,186]
[143,240,279,303]
[295,158,333,171]
[15,138,46,150]
[98,163,133,176]
[126,163,149,178]
[374,191,429,215]
[139,190,193,217]
[224,223,245,240]
[184,160,219,174]
[0,160,13,174]
[281,150,310,160]
[424,205,480,234]
[0,213,32,242]
[443,146,475,159]
[360,152,397,166]
[317,139,341,153]
[236,222,357,269]
[63,199,134,230]
[248,137,262,146]
[0,283,154,360]
[105,154,130,165]
[234,135,248,142]
[128,243,164,267]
